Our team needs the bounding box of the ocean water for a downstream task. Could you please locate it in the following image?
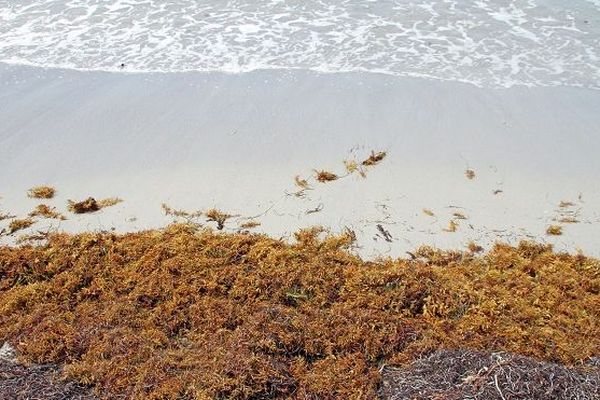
[0,0,599,88]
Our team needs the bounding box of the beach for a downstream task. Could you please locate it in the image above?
[1,0,600,398]
[1,63,599,256]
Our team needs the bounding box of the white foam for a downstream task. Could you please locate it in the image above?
[0,0,599,89]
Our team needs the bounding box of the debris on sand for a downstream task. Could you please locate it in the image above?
[28,205,66,220]
[0,212,15,221]
[67,198,100,214]
[377,223,393,242]
[422,209,435,217]
[306,203,324,215]
[467,242,484,253]
[299,150,387,186]
[465,169,476,180]
[343,159,359,174]
[443,220,459,232]
[452,212,468,220]
[7,218,35,235]
[492,189,503,195]
[205,208,234,230]
[380,349,600,400]
[546,225,563,236]
[559,200,576,208]
[97,197,123,209]
[239,220,261,230]
[314,170,339,183]
[343,159,367,178]
[558,217,580,224]
[0,358,98,400]
[362,151,387,166]
[27,186,56,199]
[553,200,581,225]
[16,231,53,245]
[161,203,203,220]
[67,197,122,214]
[294,175,310,190]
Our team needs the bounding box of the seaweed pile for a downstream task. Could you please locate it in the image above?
[0,357,98,400]
[0,225,598,399]
[380,349,599,399]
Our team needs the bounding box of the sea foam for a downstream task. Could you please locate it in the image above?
[0,0,599,88]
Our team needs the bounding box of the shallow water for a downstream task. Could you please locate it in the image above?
[1,0,599,88]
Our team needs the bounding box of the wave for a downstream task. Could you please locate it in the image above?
[1,0,599,89]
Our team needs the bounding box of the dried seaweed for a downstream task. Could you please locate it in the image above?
[422,209,435,217]
[0,229,598,399]
[559,200,576,208]
[546,225,563,236]
[7,218,35,235]
[314,170,339,183]
[28,205,66,220]
[67,198,100,214]
[0,212,15,222]
[205,208,233,230]
[443,220,459,232]
[97,197,123,209]
[67,197,122,214]
[362,151,387,166]
[161,203,203,221]
[467,242,484,253]
[294,175,310,190]
[239,221,261,230]
[452,212,468,220]
[380,349,600,400]
[16,231,52,245]
[558,217,579,224]
[343,159,359,174]
[27,186,56,199]
[0,358,98,400]
[343,159,367,178]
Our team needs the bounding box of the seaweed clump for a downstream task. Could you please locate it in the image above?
[29,205,66,220]
[67,198,100,214]
[205,208,233,230]
[239,220,261,230]
[422,209,435,217]
[67,197,123,214]
[0,229,598,399]
[314,170,339,183]
[27,186,56,199]
[361,151,387,166]
[7,218,35,235]
[546,225,563,236]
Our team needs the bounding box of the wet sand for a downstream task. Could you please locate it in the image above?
[1,63,599,257]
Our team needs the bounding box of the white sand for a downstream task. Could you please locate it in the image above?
[1,63,599,257]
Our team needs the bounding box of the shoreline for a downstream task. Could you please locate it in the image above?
[4,60,600,91]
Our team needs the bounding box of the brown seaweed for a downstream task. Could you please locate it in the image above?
[27,186,56,199]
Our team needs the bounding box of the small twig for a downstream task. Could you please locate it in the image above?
[494,374,506,400]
